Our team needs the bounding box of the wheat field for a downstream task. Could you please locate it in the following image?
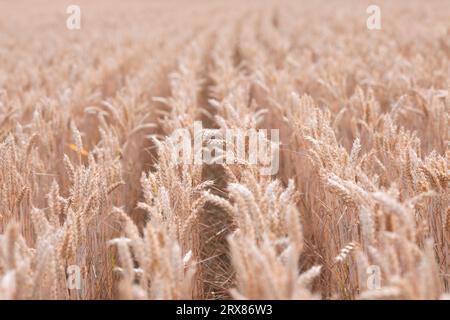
[0,0,449,300]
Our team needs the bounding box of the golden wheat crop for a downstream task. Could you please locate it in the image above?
[0,0,449,300]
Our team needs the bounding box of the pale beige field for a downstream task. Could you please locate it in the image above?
[0,0,449,300]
